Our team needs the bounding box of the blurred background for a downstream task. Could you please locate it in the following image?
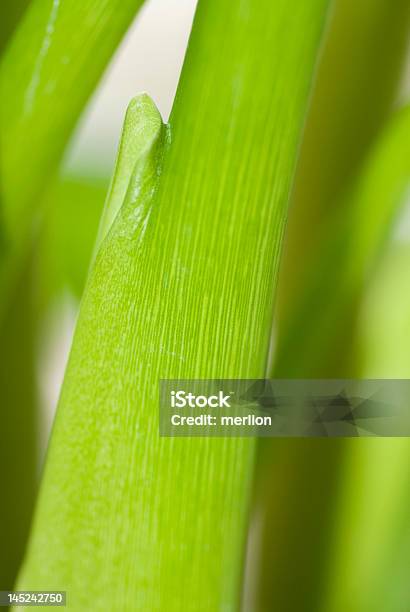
[1,0,410,610]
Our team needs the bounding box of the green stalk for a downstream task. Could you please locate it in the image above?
[17,0,330,608]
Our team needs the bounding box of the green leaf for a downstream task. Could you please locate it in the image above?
[17,0,330,608]
[323,246,410,612]
[323,438,410,612]
[0,0,30,54]
[252,106,410,612]
[276,0,410,319]
[38,95,164,304]
[0,0,145,305]
[0,264,38,591]
[0,0,143,588]
[0,173,107,588]
[274,104,410,377]
[360,243,410,377]
[95,94,164,249]
[246,438,348,612]
[40,176,107,300]
[249,0,410,598]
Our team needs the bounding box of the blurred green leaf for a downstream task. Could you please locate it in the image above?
[17,0,331,608]
[0,265,37,591]
[0,0,30,54]
[360,242,410,376]
[246,438,348,612]
[323,438,410,612]
[0,0,145,309]
[276,0,410,315]
[0,0,143,595]
[250,3,410,608]
[275,104,410,377]
[252,105,410,612]
[40,176,107,300]
[319,244,410,612]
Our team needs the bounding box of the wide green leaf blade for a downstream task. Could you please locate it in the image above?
[17,0,331,608]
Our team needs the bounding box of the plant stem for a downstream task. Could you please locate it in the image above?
[17,0,330,608]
